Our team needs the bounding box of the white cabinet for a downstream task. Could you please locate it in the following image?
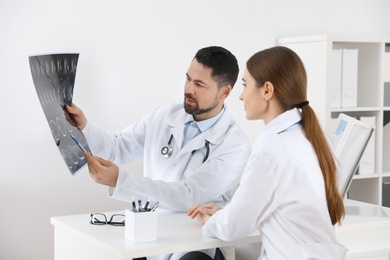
[278,35,390,206]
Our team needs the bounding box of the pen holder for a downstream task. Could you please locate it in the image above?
[125,209,157,242]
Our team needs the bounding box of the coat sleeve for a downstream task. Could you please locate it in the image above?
[110,128,251,211]
[83,104,251,212]
[82,111,152,164]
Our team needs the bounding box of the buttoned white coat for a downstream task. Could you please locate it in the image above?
[82,103,251,260]
[203,108,347,260]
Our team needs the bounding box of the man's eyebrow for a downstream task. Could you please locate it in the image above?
[186,73,207,86]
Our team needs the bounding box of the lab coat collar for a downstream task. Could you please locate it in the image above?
[165,104,232,153]
[183,105,226,133]
[263,108,302,136]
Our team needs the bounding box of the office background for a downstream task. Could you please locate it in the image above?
[1,0,390,259]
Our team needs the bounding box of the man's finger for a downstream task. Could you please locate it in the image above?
[84,152,102,172]
[94,156,113,167]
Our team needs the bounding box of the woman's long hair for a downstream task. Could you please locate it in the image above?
[246,46,344,225]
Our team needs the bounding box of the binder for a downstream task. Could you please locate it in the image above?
[384,52,390,83]
[341,49,358,108]
[330,49,342,108]
[330,113,375,198]
[385,82,390,106]
[358,116,376,174]
[383,182,390,207]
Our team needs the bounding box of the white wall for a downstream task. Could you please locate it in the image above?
[1,0,390,259]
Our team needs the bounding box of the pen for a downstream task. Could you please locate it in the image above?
[138,199,143,212]
[70,134,87,153]
[144,198,150,211]
[132,196,137,212]
[150,200,159,212]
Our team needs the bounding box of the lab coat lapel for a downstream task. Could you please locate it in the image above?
[178,107,232,155]
[165,105,232,156]
[178,134,206,155]
[166,109,186,149]
[165,108,205,157]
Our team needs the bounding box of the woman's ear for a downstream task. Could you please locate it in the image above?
[263,82,274,101]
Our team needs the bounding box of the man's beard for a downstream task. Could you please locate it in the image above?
[184,93,219,116]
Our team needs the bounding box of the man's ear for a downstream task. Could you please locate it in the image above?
[263,82,274,101]
[219,85,232,99]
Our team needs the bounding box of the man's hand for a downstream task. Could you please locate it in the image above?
[84,152,119,187]
[187,203,222,224]
[66,103,88,130]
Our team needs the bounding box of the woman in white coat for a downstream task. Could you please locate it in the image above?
[188,46,347,259]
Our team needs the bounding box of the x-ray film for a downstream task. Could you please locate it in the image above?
[29,53,90,175]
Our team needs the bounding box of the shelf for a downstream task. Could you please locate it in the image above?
[278,34,390,45]
[348,178,380,205]
[278,34,390,206]
[354,174,380,180]
[330,107,382,112]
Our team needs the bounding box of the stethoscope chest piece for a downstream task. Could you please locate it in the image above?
[161,146,173,158]
[161,134,174,158]
[161,133,210,162]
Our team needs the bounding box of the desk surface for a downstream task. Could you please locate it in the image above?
[335,200,390,259]
[51,209,260,259]
[51,200,390,259]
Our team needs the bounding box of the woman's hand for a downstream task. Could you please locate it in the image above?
[187,203,222,224]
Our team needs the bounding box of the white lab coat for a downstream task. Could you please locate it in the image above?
[83,103,251,260]
[202,108,347,260]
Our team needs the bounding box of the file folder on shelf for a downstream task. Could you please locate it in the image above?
[384,52,390,83]
[330,49,342,108]
[341,49,358,108]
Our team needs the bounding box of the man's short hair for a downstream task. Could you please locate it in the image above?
[194,46,239,89]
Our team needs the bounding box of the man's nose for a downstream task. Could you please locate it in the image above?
[185,81,195,94]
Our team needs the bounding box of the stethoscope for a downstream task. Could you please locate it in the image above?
[161,134,210,163]
[161,135,174,158]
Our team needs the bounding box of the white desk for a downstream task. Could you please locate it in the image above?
[51,200,390,260]
[335,200,390,260]
[51,209,260,260]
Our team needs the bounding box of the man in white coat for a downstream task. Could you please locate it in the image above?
[67,46,251,260]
